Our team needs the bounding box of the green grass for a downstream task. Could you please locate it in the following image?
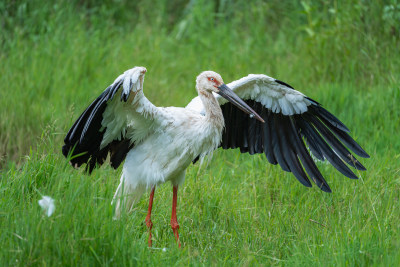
[1,0,400,265]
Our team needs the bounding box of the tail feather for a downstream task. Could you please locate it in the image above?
[112,178,146,219]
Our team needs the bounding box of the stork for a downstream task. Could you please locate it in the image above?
[62,67,369,247]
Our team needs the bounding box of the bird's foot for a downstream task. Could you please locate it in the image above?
[171,220,181,248]
[145,217,153,247]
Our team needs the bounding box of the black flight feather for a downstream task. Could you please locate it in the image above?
[271,114,290,171]
[317,115,370,158]
[262,110,277,165]
[302,114,358,179]
[219,96,368,193]
[62,77,133,173]
[292,119,332,192]
[309,116,366,170]
[275,79,295,89]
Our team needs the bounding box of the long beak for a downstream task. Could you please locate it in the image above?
[217,84,265,123]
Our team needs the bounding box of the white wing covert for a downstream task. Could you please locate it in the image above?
[188,74,369,192]
[62,67,167,173]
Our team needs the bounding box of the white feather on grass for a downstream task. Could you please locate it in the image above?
[38,196,55,217]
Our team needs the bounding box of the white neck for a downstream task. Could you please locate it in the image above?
[198,90,225,131]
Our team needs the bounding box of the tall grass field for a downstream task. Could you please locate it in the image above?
[1,0,400,265]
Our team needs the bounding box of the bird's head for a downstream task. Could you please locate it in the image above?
[196,71,264,123]
[196,71,224,93]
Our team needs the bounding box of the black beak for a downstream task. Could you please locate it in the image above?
[217,84,264,123]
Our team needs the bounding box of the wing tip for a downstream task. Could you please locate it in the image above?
[321,186,332,193]
[358,151,370,159]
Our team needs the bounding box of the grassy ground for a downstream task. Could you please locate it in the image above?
[1,0,400,265]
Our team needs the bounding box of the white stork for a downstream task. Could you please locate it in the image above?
[62,67,369,247]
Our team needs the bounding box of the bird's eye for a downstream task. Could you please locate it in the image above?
[209,77,214,81]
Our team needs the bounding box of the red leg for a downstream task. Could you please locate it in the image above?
[145,186,156,247]
[171,185,181,247]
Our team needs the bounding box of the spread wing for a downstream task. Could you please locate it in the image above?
[187,74,369,192]
[62,67,168,173]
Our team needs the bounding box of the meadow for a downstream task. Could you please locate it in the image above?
[1,0,400,265]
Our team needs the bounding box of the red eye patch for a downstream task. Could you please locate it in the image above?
[208,77,221,86]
